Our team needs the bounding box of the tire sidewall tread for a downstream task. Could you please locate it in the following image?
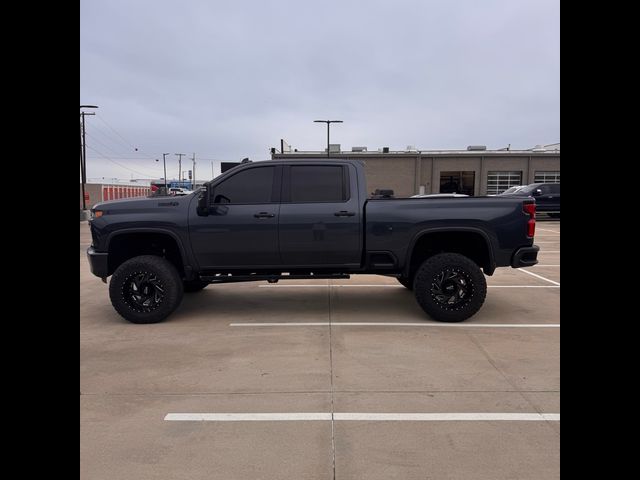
[413,253,487,323]
[109,255,184,324]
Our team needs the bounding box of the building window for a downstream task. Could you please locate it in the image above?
[487,171,523,195]
[440,171,475,195]
[534,171,560,183]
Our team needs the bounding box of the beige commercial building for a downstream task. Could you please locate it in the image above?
[272,143,559,197]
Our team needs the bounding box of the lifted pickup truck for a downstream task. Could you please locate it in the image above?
[87,159,539,324]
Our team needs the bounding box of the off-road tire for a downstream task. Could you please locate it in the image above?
[413,253,487,323]
[109,255,184,324]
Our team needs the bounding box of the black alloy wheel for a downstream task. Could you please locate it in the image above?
[123,272,165,312]
[109,255,184,324]
[413,253,487,322]
[429,267,473,310]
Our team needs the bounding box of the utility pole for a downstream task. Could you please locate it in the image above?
[175,153,185,185]
[191,153,196,189]
[313,120,343,157]
[80,122,85,207]
[157,154,169,191]
[211,161,214,179]
[81,112,94,208]
[80,105,98,210]
[162,153,169,189]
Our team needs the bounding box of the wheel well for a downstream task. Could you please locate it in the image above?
[107,233,184,277]
[408,231,492,278]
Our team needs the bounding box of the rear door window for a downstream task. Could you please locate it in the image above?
[289,165,347,203]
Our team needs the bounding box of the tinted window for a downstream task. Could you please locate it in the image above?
[515,186,533,195]
[212,167,275,204]
[539,184,552,194]
[290,166,346,202]
[549,184,560,193]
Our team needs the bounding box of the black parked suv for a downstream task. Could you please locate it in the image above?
[499,183,560,218]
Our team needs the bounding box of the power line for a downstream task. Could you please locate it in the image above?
[90,114,236,174]
[94,113,157,161]
[85,132,163,177]
[94,114,138,150]
[87,122,140,155]
[84,131,134,159]
[86,145,161,178]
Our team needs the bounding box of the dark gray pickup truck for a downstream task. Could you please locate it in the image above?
[87,159,539,324]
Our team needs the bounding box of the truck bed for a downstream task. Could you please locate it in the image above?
[364,196,534,272]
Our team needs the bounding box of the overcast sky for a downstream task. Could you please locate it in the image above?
[80,0,559,181]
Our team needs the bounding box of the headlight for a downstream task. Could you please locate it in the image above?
[90,210,103,219]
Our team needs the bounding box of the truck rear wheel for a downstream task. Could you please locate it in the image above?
[413,253,487,323]
[109,255,184,324]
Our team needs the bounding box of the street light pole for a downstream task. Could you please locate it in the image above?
[314,120,343,157]
[80,105,98,210]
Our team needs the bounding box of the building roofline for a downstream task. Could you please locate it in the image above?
[272,149,559,158]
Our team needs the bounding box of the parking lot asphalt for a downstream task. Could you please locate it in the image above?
[80,220,560,479]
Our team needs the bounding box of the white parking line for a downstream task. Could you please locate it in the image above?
[258,284,559,288]
[334,413,560,421]
[258,284,400,288]
[165,413,331,421]
[517,268,560,286]
[165,412,559,422]
[230,322,560,327]
[537,228,560,233]
[488,285,559,288]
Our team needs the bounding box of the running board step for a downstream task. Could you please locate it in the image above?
[198,273,351,284]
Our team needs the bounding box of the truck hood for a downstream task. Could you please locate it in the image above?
[92,194,192,212]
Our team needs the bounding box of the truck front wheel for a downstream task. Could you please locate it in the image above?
[413,253,487,323]
[109,255,184,324]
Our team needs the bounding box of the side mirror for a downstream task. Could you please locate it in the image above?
[196,185,209,216]
[214,194,231,204]
[532,188,542,196]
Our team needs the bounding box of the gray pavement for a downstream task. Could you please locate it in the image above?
[80,221,560,479]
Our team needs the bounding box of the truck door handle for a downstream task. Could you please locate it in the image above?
[334,211,356,217]
[254,212,275,218]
